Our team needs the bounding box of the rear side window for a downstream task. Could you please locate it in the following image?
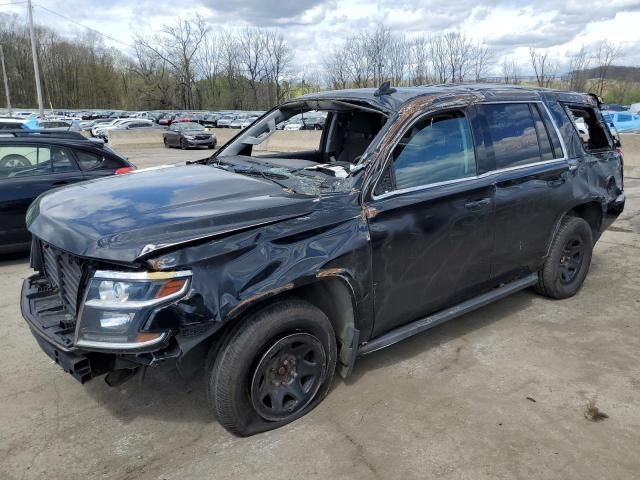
[391,110,476,190]
[478,104,540,169]
[75,150,103,170]
[565,105,611,151]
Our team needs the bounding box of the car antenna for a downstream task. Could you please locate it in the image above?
[374,80,397,97]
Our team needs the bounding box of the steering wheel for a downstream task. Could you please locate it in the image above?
[0,154,30,168]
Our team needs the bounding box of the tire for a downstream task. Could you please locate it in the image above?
[163,137,169,148]
[208,144,216,149]
[208,299,337,436]
[535,216,593,299]
[0,154,30,168]
[180,138,187,150]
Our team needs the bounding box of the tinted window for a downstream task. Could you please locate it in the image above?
[75,150,103,170]
[479,104,541,169]
[0,144,52,178]
[531,105,555,161]
[391,110,476,190]
[617,114,632,122]
[50,146,78,173]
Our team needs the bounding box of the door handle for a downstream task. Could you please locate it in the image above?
[464,198,491,210]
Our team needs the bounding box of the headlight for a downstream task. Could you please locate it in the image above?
[75,270,191,350]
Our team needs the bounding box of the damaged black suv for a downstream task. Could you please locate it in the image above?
[21,84,625,436]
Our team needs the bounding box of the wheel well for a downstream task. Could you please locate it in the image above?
[222,278,358,377]
[566,202,602,239]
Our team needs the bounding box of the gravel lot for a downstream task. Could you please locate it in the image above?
[1,146,639,480]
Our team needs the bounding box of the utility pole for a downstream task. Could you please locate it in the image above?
[0,45,11,116]
[27,0,44,117]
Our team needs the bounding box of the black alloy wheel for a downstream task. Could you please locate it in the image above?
[559,236,584,284]
[250,333,326,421]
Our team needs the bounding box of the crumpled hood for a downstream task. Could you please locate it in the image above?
[27,164,316,263]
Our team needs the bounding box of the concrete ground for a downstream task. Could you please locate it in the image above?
[1,146,639,480]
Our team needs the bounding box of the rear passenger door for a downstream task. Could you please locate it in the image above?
[474,102,572,282]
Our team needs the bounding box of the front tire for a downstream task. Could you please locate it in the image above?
[535,216,593,299]
[208,299,337,436]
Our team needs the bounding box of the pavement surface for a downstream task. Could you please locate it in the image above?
[1,147,639,480]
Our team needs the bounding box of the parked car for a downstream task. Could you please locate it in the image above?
[0,118,27,130]
[101,119,154,142]
[238,115,260,129]
[163,121,216,149]
[203,113,222,127]
[602,110,640,132]
[0,130,135,254]
[37,120,72,129]
[20,84,624,437]
[216,114,237,128]
[158,113,176,126]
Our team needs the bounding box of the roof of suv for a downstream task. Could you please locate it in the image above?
[296,84,596,112]
[0,129,119,153]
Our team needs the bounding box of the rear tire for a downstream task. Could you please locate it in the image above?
[207,299,336,436]
[534,216,593,299]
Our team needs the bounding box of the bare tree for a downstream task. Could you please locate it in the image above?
[592,40,620,96]
[443,32,473,82]
[502,57,521,84]
[264,31,293,104]
[529,47,558,88]
[237,27,270,108]
[429,36,448,83]
[470,44,494,82]
[567,45,590,92]
[411,35,431,85]
[135,16,208,109]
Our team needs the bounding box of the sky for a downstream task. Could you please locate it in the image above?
[2,0,640,75]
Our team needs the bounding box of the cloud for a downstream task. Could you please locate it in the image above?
[7,0,640,74]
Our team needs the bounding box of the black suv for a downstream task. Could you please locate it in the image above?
[0,131,134,253]
[21,85,625,436]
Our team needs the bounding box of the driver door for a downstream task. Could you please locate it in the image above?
[0,143,85,249]
[365,108,495,337]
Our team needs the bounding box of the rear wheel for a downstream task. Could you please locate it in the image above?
[535,216,593,299]
[207,299,336,436]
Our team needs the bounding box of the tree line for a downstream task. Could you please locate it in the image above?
[0,13,633,111]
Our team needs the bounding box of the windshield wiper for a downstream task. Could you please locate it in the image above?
[233,166,297,194]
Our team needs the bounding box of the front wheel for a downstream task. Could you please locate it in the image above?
[535,216,593,299]
[163,137,170,148]
[207,299,336,436]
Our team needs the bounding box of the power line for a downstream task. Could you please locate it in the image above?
[0,1,28,5]
[31,2,134,49]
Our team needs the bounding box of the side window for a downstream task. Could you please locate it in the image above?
[391,110,476,190]
[0,144,52,178]
[617,113,632,122]
[564,105,611,151]
[478,103,541,169]
[75,150,103,170]
[50,146,78,173]
[530,104,563,160]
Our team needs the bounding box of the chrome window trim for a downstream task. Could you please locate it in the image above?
[371,100,568,201]
[373,158,567,201]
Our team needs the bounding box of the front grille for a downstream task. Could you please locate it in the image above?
[41,242,85,318]
[194,135,210,140]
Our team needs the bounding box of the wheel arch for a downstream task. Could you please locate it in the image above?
[544,200,604,258]
[223,273,360,378]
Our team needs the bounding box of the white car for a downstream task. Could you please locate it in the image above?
[91,119,128,137]
[99,119,154,141]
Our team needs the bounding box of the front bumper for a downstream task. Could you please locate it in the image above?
[185,137,216,146]
[21,274,182,383]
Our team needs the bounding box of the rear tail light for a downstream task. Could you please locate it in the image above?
[115,166,135,175]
